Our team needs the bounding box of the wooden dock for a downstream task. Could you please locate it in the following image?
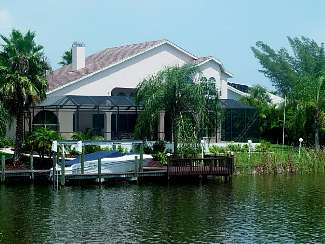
[1,155,234,185]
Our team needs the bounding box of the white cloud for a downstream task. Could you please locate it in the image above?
[0,9,13,29]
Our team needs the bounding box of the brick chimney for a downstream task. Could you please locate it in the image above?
[72,42,85,70]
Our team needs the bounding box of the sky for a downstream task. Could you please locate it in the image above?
[1,0,325,90]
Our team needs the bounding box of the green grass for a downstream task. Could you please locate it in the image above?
[234,147,325,175]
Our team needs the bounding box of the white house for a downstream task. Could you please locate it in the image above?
[12,39,265,142]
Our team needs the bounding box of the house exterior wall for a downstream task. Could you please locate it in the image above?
[50,43,194,97]
[5,42,232,140]
[199,61,222,90]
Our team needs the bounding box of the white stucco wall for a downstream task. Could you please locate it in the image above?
[199,61,222,91]
[50,43,194,97]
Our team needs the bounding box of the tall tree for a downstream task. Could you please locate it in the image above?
[0,30,50,162]
[240,85,282,142]
[135,65,220,154]
[58,49,72,66]
[252,37,325,149]
[0,103,9,137]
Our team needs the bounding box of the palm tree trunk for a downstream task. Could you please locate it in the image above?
[14,109,24,162]
[315,108,320,151]
[172,119,178,155]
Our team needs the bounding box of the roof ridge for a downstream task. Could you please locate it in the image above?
[85,39,166,60]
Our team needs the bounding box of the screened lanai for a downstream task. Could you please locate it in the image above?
[219,99,259,142]
[24,95,259,142]
[28,95,144,140]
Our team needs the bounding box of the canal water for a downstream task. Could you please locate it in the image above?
[0,175,324,243]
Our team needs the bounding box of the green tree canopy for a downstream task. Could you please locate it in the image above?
[0,29,50,161]
[240,85,281,142]
[135,64,220,154]
[252,37,325,149]
[0,103,9,137]
[58,48,72,66]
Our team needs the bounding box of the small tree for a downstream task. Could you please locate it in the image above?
[135,65,220,154]
[58,49,72,66]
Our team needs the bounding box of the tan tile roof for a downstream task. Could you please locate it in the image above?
[47,39,211,92]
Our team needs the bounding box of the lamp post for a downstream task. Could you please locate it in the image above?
[299,138,303,157]
[248,140,252,159]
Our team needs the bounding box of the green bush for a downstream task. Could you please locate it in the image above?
[0,137,14,148]
[209,145,226,154]
[178,143,201,157]
[117,144,128,153]
[143,143,153,154]
[152,140,166,154]
[26,128,62,159]
[226,143,243,152]
[255,140,271,152]
[156,151,168,165]
[72,129,105,154]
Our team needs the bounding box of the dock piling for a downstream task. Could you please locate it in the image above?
[81,147,85,175]
[139,145,144,172]
[98,158,102,183]
[1,155,5,183]
[135,156,138,177]
[61,149,65,186]
[30,153,34,181]
[52,153,57,189]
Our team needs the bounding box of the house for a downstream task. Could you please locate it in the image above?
[11,39,263,142]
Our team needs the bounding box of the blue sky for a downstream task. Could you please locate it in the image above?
[1,0,325,90]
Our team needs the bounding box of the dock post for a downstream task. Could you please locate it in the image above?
[1,155,5,183]
[52,153,57,189]
[139,144,144,172]
[135,156,138,178]
[30,153,34,181]
[60,148,65,186]
[97,158,102,183]
[81,149,85,175]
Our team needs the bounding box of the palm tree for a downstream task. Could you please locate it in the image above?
[0,30,50,162]
[135,65,220,154]
[58,49,72,66]
[0,103,9,137]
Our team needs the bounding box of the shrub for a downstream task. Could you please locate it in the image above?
[117,144,128,153]
[178,143,201,157]
[209,145,226,154]
[156,151,168,165]
[0,137,14,148]
[72,129,105,154]
[255,140,271,152]
[152,140,166,154]
[26,128,62,159]
[143,143,153,154]
[226,143,243,152]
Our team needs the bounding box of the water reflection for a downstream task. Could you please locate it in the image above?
[0,176,324,243]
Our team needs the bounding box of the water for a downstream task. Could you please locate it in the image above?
[0,176,324,243]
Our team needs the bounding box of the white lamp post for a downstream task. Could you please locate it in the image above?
[51,140,58,153]
[299,138,303,156]
[248,140,253,159]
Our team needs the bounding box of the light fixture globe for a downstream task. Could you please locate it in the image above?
[299,138,303,143]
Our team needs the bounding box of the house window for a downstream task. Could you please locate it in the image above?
[33,110,59,131]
